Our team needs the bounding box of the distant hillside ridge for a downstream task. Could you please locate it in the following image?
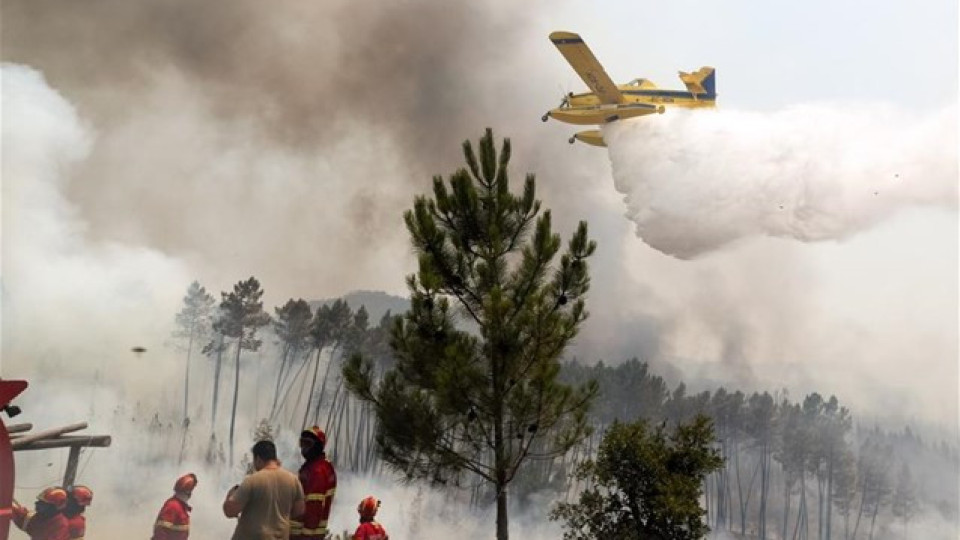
[311,290,410,322]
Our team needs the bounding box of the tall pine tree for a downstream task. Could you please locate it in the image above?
[215,276,271,466]
[271,298,313,420]
[172,281,215,426]
[344,128,597,540]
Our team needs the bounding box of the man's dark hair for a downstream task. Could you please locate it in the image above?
[252,439,277,461]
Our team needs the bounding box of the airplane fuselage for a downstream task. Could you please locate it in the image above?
[569,87,717,108]
[549,87,716,125]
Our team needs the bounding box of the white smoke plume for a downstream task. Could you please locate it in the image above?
[1,63,191,385]
[10,378,565,539]
[604,104,958,258]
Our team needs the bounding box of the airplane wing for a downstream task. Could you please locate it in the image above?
[549,31,624,105]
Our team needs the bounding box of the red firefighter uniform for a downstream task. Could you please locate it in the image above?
[65,514,85,540]
[352,497,388,540]
[353,521,389,540]
[12,487,71,540]
[291,426,337,540]
[151,496,191,540]
[64,485,93,540]
[151,473,196,540]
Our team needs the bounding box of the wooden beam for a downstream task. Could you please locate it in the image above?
[6,423,32,434]
[9,422,87,448]
[13,435,111,451]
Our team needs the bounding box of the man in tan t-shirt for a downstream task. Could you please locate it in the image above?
[223,440,306,540]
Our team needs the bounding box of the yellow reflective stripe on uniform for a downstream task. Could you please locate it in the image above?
[305,486,335,502]
[299,523,329,534]
[156,520,190,531]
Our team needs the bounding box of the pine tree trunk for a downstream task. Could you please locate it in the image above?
[826,450,834,540]
[496,483,509,540]
[793,479,805,540]
[325,379,344,438]
[314,345,340,424]
[211,334,225,426]
[793,473,807,540]
[851,488,866,540]
[493,355,508,540]
[333,386,348,462]
[867,500,880,540]
[278,353,311,424]
[303,344,324,429]
[759,444,769,540]
[783,479,792,540]
[704,475,712,528]
[717,464,727,529]
[739,444,759,536]
[352,399,365,470]
[270,344,291,419]
[818,474,825,540]
[184,330,194,425]
[726,445,734,532]
[229,338,242,467]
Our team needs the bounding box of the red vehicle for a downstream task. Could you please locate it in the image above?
[0,379,29,540]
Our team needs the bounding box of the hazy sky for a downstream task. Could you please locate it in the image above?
[1,0,957,435]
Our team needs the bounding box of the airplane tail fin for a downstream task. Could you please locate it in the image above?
[679,67,716,97]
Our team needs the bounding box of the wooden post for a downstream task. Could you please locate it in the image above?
[63,445,81,487]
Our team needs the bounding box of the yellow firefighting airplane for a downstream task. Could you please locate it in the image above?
[543,31,716,147]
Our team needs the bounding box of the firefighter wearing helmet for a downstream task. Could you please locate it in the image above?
[151,473,197,540]
[64,485,93,540]
[352,496,388,540]
[290,426,337,540]
[11,486,71,540]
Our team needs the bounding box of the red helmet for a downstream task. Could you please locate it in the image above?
[300,425,326,446]
[37,487,68,509]
[69,485,94,506]
[173,473,198,494]
[357,496,380,518]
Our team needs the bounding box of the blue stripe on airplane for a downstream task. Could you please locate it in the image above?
[551,37,584,44]
[571,90,716,100]
[621,90,717,99]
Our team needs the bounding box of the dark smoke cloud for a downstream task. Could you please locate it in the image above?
[2,0,583,301]
[3,0,524,151]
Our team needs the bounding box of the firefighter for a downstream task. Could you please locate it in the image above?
[290,426,337,540]
[63,485,93,540]
[151,473,196,540]
[352,496,388,540]
[11,487,70,540]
